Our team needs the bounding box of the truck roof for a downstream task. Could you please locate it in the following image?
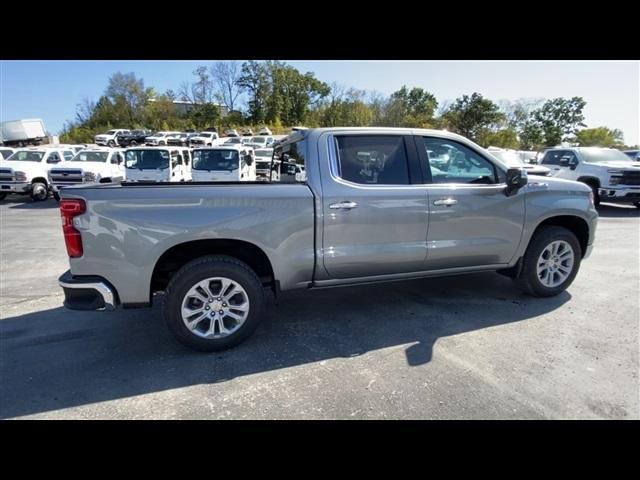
[192,145,249,152]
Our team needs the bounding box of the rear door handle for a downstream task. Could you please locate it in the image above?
[433,198,458,207]
[329,201,358,210]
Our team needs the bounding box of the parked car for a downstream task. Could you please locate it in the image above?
[254,148,277,181]
[258,127,272,136]
[0,147,16,160]
[166,132,197,146]
[0,146,75,201]
[224,129,239,137]
[241,128,254,136]
[117,130,154,147]
[190,146,256,182]
[223,137,244,145]
[245,135,275,148]
[486,147,551,176]
[189,132,219,147]
[48,147,126,201]
[623,150,640,161]
[124,146,191,183]
[539,147,640,207]
[95,129,130,147]
[145,131,182,146]
[56,127,597,352]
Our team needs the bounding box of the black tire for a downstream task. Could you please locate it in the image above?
[30,182,48,201]
[160,141,166,146]
[633,202,640,209]
[130,140,137,146]
[53,191,60,202]
[0,193,6,201]
[515,226,582,297]
[162,255,265,352]
[584,181,600,207]
[107,140,115,147]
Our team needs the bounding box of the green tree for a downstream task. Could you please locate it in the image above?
[574,127,624,147]
[442,93,505,143]
[379,86,438,127]
[532,97,587,146]
[479,129,520,149]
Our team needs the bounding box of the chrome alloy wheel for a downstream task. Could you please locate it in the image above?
[536,240,575,288]
[180,277,250,338]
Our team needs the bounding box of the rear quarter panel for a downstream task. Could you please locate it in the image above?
[63,184,315,304]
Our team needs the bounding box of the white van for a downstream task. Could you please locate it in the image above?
[124,146,190,183]
[191,145,256,182]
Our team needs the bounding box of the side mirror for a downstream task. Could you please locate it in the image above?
[505,168,527,197]
[246,155,253,166]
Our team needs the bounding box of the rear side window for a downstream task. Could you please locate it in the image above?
[274,138,307,183]
[334,135,410,185]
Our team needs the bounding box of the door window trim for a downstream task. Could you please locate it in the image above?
[327,133,424,188]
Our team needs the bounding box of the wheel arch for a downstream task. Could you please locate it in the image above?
[150,238,276,302]
[531,215,590,258]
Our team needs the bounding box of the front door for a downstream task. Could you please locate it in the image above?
[418,135,526,270]
[321,133,429,279]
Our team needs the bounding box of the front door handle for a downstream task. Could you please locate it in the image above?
[433,198,458,207]
[329,201,358,210]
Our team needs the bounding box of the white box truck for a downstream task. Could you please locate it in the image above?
[1,119,47,147]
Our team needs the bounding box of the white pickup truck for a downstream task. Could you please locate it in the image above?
[191,145,256,182]
[94,129,130,147]
[539,147,640,207]
[48,147,126,201]
[124,146,192,183]
[0,146,75,201]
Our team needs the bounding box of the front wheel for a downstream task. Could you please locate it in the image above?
[107,140,115,147]
[515,226,582,297]
[30,182,48,201]
[130,140,137,146]
[162,255,265,352]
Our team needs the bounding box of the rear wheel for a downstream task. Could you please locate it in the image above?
[162,255,265,352]
[107,140,115,147]
[30,182,48,201]
[515,226,582,297]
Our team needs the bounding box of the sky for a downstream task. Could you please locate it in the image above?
[1,60,638,144]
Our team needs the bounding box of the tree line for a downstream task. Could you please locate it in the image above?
[60,61,635,150]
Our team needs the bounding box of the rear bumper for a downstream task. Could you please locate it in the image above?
[58,270,117,311]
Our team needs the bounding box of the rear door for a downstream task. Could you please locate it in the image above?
[320,132,429,279]
[418,135,525,269]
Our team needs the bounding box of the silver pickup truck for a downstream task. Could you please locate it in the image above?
[57,128,598,351]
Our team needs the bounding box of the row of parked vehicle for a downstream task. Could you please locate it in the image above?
[94,127,279,148]
[0,136,304,201]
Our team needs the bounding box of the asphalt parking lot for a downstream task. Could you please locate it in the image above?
[0,194,638,419]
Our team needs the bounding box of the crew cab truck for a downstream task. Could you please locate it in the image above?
[48,147,125,201]
[124,146,191,183]
[116,130,153,147]
[56,128,598,352]
[95,129,130,147]
[540,147,640,207]
[0,146,75,201]
[190,146,256,182]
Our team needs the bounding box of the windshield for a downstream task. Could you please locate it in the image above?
[192,150,239,171]
[125,150,170,169]
[200,133,213,138]
[225,138,242,144]
[580,148,633,163]
[489,150,524,166]
[71,151,109,162]
[255,149,273,158]
[105,130,117,135]
[6,150,45,162]
[250,136,266,144]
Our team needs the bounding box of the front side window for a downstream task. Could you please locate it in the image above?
[63,150,75,161]
[6,150,45,162]
[72,151,109,162]
[541,150,566,166]
[192,150,239,171]
[125,150,170,169]
[422,137,497,184]
[47,153,61,164]
[334,135,410,185]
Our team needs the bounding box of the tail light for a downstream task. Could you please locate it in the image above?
[60,199,86,258]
